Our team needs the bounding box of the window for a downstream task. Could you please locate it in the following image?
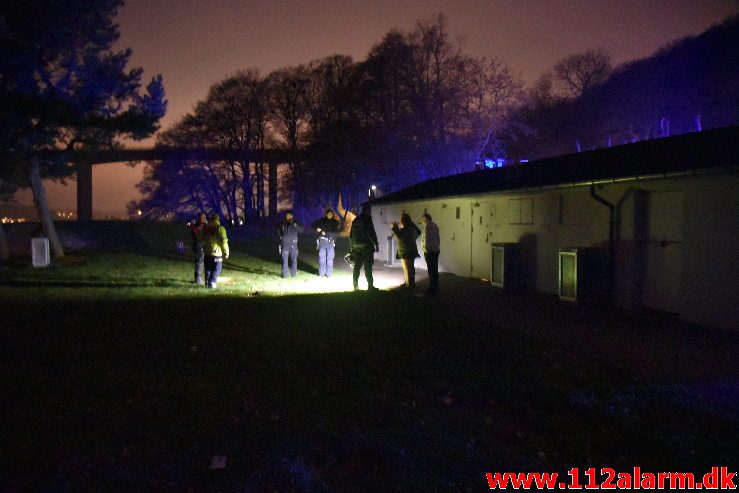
[508,198,533,225]
[455,206,461,219]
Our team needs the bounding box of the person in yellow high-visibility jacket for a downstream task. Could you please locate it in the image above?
[203,215,229,288]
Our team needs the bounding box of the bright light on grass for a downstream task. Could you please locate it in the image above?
[217,268,402,295]
[0,236,410,300]
[277,274,354,294]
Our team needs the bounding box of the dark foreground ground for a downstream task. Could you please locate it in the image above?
[1,223,737,491]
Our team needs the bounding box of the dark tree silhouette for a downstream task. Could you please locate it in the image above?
[553,48,612,98]
[509,15,738,160]
[135,70,271,222]
[136,15,524,218]
[266,66,311,209]
[0,0,166,257]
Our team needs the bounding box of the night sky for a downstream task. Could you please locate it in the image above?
[12,0,739,216]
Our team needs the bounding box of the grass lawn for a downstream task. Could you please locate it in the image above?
[1,222,737,491]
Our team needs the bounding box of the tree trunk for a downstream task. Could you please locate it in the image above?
[0,223,9,260]
[29,156,64,258]
[291,160,300,212]
[257,162,265,217]
[268,161,278,217]
[240,162,253,221]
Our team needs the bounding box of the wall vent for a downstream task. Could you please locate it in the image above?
[558,248,606,302]
[491,243,521,290]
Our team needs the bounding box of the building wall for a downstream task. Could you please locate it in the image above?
[373,171,739,331]
[680,174,738,328]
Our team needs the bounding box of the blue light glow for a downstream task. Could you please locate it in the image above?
[483,158,506,169]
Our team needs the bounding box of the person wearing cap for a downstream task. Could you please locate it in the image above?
[277,210,304,278]
[311,208,341,277]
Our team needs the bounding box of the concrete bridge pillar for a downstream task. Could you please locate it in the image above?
[76,159,93,221]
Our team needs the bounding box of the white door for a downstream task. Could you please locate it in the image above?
[442,202,471,275]
[643,191,683,313]
[470,202,493,278]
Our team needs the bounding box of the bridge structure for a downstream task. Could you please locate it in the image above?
[55,147,305,221]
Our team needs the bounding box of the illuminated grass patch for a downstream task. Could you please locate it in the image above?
[0,235,410,300]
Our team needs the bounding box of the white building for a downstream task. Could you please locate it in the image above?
[371,126,739,331]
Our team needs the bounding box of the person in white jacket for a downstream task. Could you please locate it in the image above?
[420,213,440,294]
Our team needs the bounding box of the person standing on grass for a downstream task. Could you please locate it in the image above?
[311,208,341,277]
[190,212,207,285]
[203,214,229,289]
[349,204,379,291]
[391,213,421,289]
[277,210,304,278]
[420,213,440,294]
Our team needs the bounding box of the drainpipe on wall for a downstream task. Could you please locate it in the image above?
[590,186,616,302]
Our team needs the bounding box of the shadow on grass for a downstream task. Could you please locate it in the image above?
[147,240,323,276]
[141,251,279,277]
[0,277,194,289]
[235,239,319,276]
[220,261,275,276]
[141,251,196,264]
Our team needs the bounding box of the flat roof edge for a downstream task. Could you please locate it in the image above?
[371,165,739,205]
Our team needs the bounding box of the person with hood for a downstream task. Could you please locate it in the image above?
[311,208,341,277]
[277,210,304,278]
[190,212,207,285]
[203,214,229,289]
[349,204,379,291]
[391,213,421,289]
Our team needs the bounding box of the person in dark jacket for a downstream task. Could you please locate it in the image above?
[391,213,421,289]
[190,212,207,285]
[277,210,304,278]
[349,204,379,291]
[311,208,341,277]
[420,213,440,294]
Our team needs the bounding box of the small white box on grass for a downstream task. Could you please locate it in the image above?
[31,237,50,267]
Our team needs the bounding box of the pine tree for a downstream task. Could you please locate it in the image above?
[0,0,166,257]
